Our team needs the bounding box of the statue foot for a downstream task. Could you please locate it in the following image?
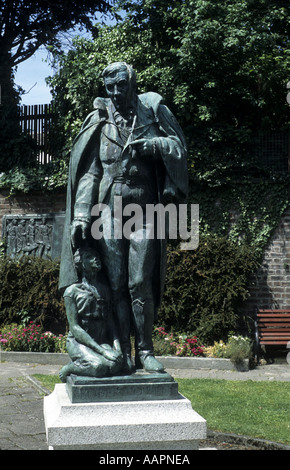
[122,353,135,374]
[59,364,72,383]
[138,354,165,373]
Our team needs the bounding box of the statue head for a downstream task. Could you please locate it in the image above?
[102,62,137,114]
[74,247,102,276]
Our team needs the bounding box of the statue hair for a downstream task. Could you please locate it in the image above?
[102,62,137,91]
[73,247,101,273]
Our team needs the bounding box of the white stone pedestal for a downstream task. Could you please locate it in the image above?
[43,384,206,450]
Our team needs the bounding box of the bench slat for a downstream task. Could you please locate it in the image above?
[258,313,290,321]
[258,320,290,323]
[260,341,289,345]
[258,309,290,313]
[259,325,290,328]
[260,330,290,334]
[255,310,290,357]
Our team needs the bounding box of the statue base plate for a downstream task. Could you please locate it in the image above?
[66,370,179,403]
[43,384,207,450]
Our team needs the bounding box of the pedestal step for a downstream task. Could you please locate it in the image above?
[44,384,207,450]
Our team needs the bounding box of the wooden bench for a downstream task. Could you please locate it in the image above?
[255,309,290,361]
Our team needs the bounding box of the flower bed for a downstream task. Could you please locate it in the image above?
[0,323,250,371]
[153,327,205,357]
[0,322,66,353]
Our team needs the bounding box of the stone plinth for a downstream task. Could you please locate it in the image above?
[43,384,207,450]
[66,371,178,403]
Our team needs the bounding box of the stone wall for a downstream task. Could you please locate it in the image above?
[0,190,66,236]
[243,207,290,317]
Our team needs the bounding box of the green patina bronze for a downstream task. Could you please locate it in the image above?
[59,62,188,381]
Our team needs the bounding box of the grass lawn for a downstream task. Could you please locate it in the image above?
[33,373,61,392]
[34,374,290,445]
[177,378,290,445]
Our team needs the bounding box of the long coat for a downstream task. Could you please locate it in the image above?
[59,92,188,313]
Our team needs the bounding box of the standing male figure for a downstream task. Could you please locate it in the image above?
[59,62,188,374]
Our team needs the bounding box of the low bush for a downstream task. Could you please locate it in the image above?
[204,334,252,363]
[226,334,253,364]
[0,235,258,345]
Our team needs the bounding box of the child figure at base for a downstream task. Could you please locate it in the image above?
[59,247,123,382]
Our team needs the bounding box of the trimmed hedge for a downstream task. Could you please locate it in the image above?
[0,256,66,333]
[157,235,259,343]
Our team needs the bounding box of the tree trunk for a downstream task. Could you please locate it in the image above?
[0,52,35,170]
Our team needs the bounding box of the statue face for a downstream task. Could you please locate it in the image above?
[104,70,131,113]
[82,251,102,273]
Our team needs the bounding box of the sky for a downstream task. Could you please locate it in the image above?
[14,12,121,106]
[15,47,54,105]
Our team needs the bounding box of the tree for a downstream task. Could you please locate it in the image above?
[171,0,290,171]
[49,0,290,166]
[46,21,177,158]
[47,0,290,250]
[0,0,116,170]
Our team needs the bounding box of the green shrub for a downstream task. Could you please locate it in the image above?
[0,256,66,333]
[0,235,258,344]
[157,235,259,344]
[226,334,252,364]
[204,335,252,363]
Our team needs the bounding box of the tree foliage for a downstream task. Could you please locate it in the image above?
[0,0,116,170]
[0,0,114,66]
[49,0,290,164]
[47,0,290,245]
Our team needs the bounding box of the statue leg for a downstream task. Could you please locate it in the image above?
[99,235,134,373]
[128,227,164,373]
[111,290,134,373]
[59,336,114,381]
[59,358,108,382]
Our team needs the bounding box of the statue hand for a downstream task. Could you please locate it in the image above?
[163,187,176,205]
[71,219,89,248]
[103,348,123,363]
[130,138,155,158]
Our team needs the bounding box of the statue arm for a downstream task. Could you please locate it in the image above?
[154,104,188,203]
[74,145,102,222]
[71,145,102,247]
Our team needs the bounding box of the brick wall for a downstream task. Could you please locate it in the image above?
[0,190,66,236]
[243,207,290,317]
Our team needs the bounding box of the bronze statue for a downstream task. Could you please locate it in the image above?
[59,247,123,382]
[59,62,188,377]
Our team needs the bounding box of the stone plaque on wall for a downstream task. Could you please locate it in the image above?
[2,213,65,259]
